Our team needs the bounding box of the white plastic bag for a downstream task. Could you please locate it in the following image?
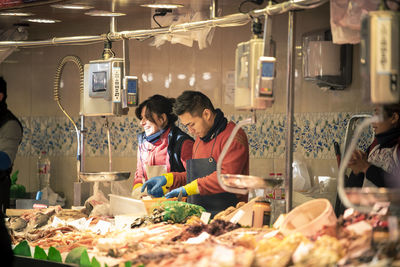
[330,0,380,44]
[150,6,214,49]
[84,182,111,216]
[292,158,312,192]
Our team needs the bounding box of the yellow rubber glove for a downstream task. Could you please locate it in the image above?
[160,173,174,195]
[133,183,143,190]
[131,183,143,199]
[183,179,200,196]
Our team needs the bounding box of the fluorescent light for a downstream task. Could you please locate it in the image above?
[0,12,34,16]
[140,4,184,9]
[25,18,60,23]
[84,10,126,17]
[51,4,93,10]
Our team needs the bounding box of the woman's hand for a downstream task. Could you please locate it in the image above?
[141,175,167,197]
[347,150,370,174]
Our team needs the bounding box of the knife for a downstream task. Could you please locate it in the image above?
[177,189,183,201]
[333,141,341,167]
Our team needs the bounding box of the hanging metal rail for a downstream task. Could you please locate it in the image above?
[0,0,327,48]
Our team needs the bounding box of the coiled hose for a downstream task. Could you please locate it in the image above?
[53,55,84,180]
[53,55,84,130]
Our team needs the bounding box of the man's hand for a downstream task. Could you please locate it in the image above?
[141,176,167,197]
[165,187,187,199]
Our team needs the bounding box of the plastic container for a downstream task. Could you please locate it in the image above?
[279,198,337,237]
[265,173,285,200]
[142,197,187,214]
[270,199,286,225]
[252,199,271,228]
[38,151,50,190]
[109,194,148,216]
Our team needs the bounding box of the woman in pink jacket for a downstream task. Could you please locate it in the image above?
[131,95,194,198]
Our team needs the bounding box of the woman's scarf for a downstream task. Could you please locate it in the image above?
[144,127,168,144]
[376,127,400,148]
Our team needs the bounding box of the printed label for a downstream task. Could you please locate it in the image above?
[112,67,121,102]
[377,17,392,74]
[38,163,50,174]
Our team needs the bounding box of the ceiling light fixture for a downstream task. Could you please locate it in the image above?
[140,4,184,9]
[0,12,34,16]
[25,18,60,24]
[84,10,126,17]
[51,4,94,10]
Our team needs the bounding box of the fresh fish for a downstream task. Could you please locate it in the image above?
[9,217,27,232]
[33,213,51,228]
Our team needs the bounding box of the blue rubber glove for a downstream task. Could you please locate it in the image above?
[141,175,167,198]
[165,187,188,199]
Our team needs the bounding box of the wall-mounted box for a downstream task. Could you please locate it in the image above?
[303,29,353,90]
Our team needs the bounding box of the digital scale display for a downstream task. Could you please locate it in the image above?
[261,61,274,78]
[124,76,138,106]
[258,57,276,97]
[127,79,137,94]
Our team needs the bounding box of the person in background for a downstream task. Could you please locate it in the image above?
[0,77,23,213]
[142,90,249,216]
[0,211,13,265]
[131,94,194,198]
[346,104,400,188]
[0,77,21,265]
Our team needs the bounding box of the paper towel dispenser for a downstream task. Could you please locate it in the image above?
[302,29,353,90]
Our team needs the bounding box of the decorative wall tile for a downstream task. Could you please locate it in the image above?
[17,112,374,160]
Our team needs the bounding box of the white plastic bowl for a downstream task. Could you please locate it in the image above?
[280,198,337,237]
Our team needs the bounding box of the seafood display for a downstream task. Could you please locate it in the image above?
[6,200,400,266]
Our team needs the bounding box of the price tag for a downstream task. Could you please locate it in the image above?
[200,212,211,224]
[92,220,111,235]
[371,202,390,215]
[83,217,93,230]
[230,209,244,224]
[184,232,210,244]
[51,216,65,228]
[67,217,88,231]
[343,208,354,219]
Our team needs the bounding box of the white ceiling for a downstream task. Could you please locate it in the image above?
[0,0,266,41]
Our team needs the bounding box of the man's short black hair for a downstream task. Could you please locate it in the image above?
[173,90,215,117]
[0,77,7,103]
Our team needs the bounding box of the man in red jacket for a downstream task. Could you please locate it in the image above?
[142,91,249,216]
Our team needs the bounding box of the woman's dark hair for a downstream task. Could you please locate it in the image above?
[135,95,178,125]
[173,90,215,117]
[383,104,400,128]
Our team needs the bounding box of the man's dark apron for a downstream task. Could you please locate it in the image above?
[186,138,239,217]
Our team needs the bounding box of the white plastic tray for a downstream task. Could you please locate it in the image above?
[109,194,148,216]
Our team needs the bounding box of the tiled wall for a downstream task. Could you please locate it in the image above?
[18,112,373,159]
